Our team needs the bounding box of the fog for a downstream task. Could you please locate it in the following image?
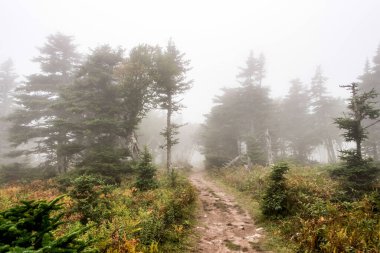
[1,0,380,123]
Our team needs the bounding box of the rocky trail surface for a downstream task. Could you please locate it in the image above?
[190,171,268,253]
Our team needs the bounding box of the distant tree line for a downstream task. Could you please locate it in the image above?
[201,47,380,167]
[0,33,191,176]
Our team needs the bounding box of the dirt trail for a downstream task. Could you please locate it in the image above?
[190,171,267,253]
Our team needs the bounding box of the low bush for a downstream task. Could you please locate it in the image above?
[0,196,95,252]
[68,174,115,224]
[331,152,380,200]
[261,163,290,218]
[135,147,158,191]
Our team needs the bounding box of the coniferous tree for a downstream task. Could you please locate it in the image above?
[237,51,265,87]
[59,45,124,174]
[154,40,192,172]
[114,44,157,158]
[202,52,273,167]
[333,83,380,198]
[237,52,272,165]
[7,33,79,173]
[0,196,94,252]
[310,66,344,163]
[135,146,157,191]
[361,46,380,159]
[334,83,380,159]
[60,44,157,177]
[281,79,316,162]
[201,88,242,167]
[0,59,17,163]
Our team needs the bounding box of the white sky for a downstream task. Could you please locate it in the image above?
[1,0,380,123]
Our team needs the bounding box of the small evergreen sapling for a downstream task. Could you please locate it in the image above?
[261,163,290,217]
[135,147,158,191]
[68,175,114,224]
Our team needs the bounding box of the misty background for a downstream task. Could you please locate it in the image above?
[1,0,380,123]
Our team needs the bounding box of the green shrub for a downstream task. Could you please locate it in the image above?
[135,147,158,191]
[331,151,380,200]
[68,175,114,224]
[261,162,290,218]
[0,196,95,252]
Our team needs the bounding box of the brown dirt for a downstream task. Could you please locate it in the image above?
[190,171,268,253]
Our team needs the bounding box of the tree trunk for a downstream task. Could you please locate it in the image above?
[357,140,362,159]
[373,143,378,160]
[166,94,172,173]
[57,149,63,174]
[326,136,336,163]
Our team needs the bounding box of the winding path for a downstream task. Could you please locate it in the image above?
[190,171,268,253]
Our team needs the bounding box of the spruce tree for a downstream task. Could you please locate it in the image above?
[334,83,379,159]
[281,79,316,162]
[202,88,242,167]
[0,59,17,163]
[360,46,380,159]
[333,83,380,198]
[309,66,343,163]
[59,45,124,174]
[0,196,94,252]
[135,146,157,191]
[202,52,273,167]
[237,52,272,165]
[60,45,157,177]
[115,44,157,159]
[7,33,79,173]
[154,40,192,172]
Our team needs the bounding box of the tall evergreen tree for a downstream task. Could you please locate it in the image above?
[237,51,265,87]
[60,44,157,175]
[154,40,192,172]
[360,46,380,159]
[310,66,343,163]
[202,52,272,167]
[236,52,272,164]
[114,44,157,158]
[0,59,17,163]
[335,83,380,159]
[201,88,243,168]
[59,45,124,172]
[333,83,380,198]
[7,33,79,173]
[281,79,315,162]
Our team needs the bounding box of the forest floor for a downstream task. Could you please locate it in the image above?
[189,171,269,253]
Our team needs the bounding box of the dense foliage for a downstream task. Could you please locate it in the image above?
[135,147,158,191]
[201,53,344,167]
[0,172,197,252]
[3,34,190,180]
[0,33,195,253]
[0,196,95,252]
[261,163,290,217]
[68,175,114,224]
